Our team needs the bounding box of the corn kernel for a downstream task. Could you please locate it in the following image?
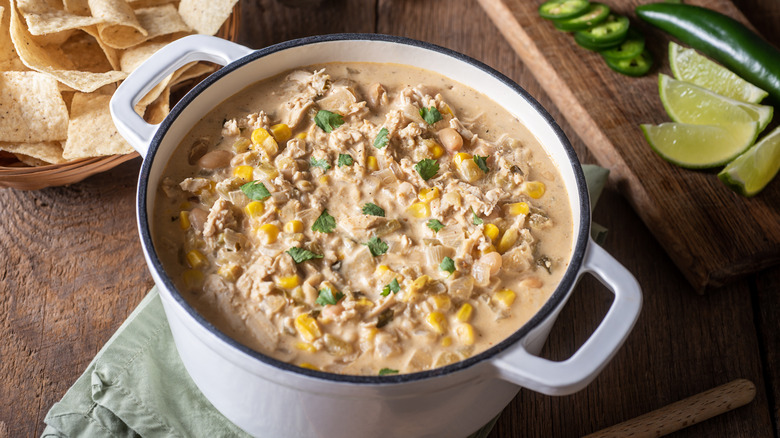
[418,187,440,203]
[430,294,451,310]
[196,180,216,195]
[524,181,546,199]
[181,269,204,289]
[456,323,475,345]
[295,132,308,140]
[426,311,448,335]
[186,250,208,269]
[355,297,375,308]
[277,274,300,290]
[244,201,265,218]
[179,201,192,210]
[233,165,254,181]
[251,127,270,145]
[456,158,483,183]
[442,104,454,117]
[454,152,472,164]
[483,223,499,242]
[232,137,251,153]
[179,211,190,230]
[218,263,242,282]
[299,363,319,371]
[497,228,519,254]
[456,303,473,322]
[257,223,280,244]
[407,202,430,218]
[361,327,378,346]
[366,156,378,171]
[441,336,453,347]
[376,265,390,273]
[507,202,530,216]
[295,342,317,352]
[294,314,322,342]
[423,139,444,159]
[318,175,329,185]
[284,220,303,233]
[494,289,517,307]
[404,275,430,302]
[251,128,279,157]
[269,123,292,143]
[479,245,497,257]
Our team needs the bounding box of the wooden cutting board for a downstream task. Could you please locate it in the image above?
[477,0,780,292]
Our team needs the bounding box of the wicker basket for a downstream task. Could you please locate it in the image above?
[0,4,241,191]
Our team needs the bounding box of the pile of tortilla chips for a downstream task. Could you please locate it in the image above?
[0,0,237,167]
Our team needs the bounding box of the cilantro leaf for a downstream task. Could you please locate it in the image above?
[316,287,344,306]
[364,236,388,257]
[426,219,444,233]
[314,110,344,132]
[286,247,323,263]
[310,156,331,171]
[381,278,400,297]
[473,155,490,173]
[337,154,354,167]
[361,202,385,217]
[471,208,483,225]
[379,368,399,376]
[414,158,439,181]
[373,127,389,149]
[240,181,271,201]
[440,256,456,275]
[312,209,336,233]
[419,106,442,125]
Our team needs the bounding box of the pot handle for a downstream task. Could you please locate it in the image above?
[492,240,642,395]
[110,35,253,157]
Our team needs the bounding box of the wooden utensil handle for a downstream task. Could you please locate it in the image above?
[584,379,756,438]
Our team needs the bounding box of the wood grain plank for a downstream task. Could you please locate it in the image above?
[0,159,153,438]
[476,0,780,292]
[754,266,780,437]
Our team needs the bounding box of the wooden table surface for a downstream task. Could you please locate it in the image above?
[1,0,779,437]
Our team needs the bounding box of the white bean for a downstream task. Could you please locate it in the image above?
[437,128,463,152]
[197,150,233,169]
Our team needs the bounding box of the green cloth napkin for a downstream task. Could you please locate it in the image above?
[42,165,609,438]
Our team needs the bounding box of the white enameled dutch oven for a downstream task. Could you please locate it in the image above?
[110,34,642,438]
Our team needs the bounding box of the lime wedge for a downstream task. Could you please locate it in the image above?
[659,74,773,132]
[719,126,780,196]
[641,122,759,169]
[669,42,769,104]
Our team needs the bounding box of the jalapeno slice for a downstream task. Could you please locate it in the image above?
[599,28,645,60]
[553,2,610,31]
[574,14,630,50]
[538,0,590,20]
[604,49,654,76]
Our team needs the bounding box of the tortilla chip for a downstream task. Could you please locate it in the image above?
[135,4,189,41]
[143,84,169,124]
[61,31,114,73]
[0,141,67,164]
[28,28,77,46]
[0,71,69,142]
[178,0,235,35]
[9,1,127,92]
[93,0,148,49]
[0,1,27,70]
[63,92,134,159]
[63,0,91,15]
[128,0,176,8]
[171,60,214,84]
[16,0,103,35]
[82,25,121,70]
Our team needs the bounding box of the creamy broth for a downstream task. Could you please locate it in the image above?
[154,62,573,375]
